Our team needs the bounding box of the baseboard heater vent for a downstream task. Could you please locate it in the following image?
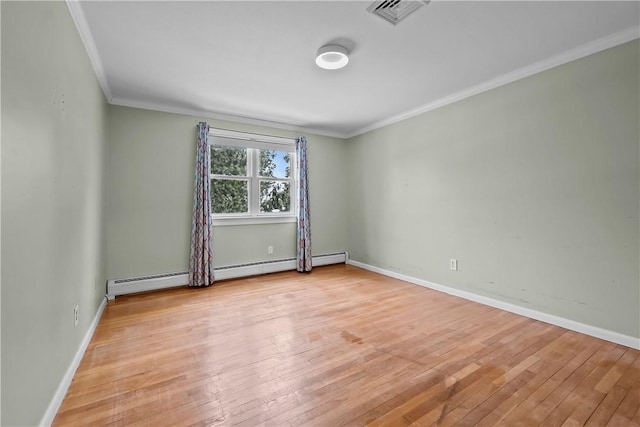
[106,252,348,299]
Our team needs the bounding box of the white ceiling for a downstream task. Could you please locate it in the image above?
[73,1,640,138]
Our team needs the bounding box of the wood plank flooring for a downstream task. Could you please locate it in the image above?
[53,264,639,426]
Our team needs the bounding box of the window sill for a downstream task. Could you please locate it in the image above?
[212,215,297,226]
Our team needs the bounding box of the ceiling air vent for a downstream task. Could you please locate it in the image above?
[367,0,430,25]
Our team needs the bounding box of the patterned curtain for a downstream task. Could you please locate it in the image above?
[189,122,214,287]
[296,136,312,272]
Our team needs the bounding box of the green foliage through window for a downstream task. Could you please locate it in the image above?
[260,181,290,213]
[210,144,294,216]
[211,179,248,214]
[211,146,247,176]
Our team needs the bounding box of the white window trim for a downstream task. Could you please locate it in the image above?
[209,128,298,226]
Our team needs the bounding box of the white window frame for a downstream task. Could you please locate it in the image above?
[209,128,297,226]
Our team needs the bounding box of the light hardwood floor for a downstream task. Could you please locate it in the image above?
[53,264,639,426]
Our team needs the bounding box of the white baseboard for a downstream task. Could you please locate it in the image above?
[347,260,640,350]
[107,273,188,299]
[39,297,108,426]
[107,252,348,298]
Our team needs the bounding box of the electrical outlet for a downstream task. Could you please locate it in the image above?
[268,245,274,255]
[74,305,79,327]
[450,259,458,271]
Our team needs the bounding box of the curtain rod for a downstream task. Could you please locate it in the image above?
[198,125,300,142]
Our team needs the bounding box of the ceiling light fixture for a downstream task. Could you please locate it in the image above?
[315,44,349,70]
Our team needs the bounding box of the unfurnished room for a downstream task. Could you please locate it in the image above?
[1,1,639,426]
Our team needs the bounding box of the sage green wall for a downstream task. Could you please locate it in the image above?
[106,105,348,279]
[347,40,640,338]
[1,2,108,425]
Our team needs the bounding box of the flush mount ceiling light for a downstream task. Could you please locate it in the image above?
[315,44,349,70]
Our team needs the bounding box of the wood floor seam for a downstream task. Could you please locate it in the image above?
[53,265,640,426]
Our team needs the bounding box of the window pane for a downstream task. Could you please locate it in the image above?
[211,145,247,176]
[260,181,291,213]
[259,149,291,178]
[211,179,248,214]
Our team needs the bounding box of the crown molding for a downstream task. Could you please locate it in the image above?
[110,97,350,139]
[65,0,347,140]
[346,25,640,139]
[65,0,637,142]
[65,0,112,102]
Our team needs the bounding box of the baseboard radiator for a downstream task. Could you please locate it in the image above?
[106,252,348,299]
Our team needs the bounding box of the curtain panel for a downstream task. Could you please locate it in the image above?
[189,122,215,287]
[296,136,312,272]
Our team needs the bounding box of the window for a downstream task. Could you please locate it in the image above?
[210,129,296,224]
